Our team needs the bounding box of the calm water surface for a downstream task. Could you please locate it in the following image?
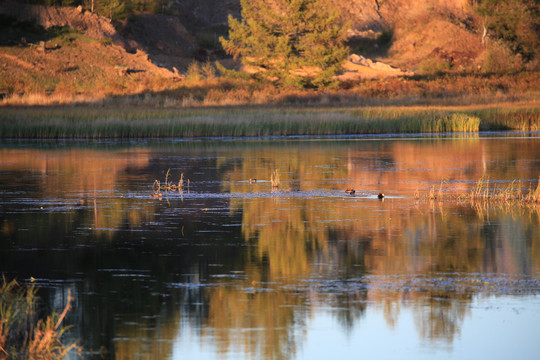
[1,134,540,360]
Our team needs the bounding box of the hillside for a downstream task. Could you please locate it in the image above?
[0,0,538,105]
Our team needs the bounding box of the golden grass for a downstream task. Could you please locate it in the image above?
[1,50,538,137]
[2,97,538,138]
[0,101,537,138]
[0,277,80,359]
[421,177,540,206]
[0,26,176,105]
[271,169,281,189]
[2,68,538,107]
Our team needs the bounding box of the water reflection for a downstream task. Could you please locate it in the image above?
[0,136,539,360]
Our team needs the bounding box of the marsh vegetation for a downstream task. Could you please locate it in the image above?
[0,278,79,359]
[0,101,537,138]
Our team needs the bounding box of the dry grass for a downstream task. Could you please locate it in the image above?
[0,25,176,105]
[0,99,537,138]
[270,169,280,189]
[2,61,538,107]
[0,277,80,359]
[1,23,538,138]
[421,177,540,206]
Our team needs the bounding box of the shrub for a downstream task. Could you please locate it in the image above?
[185,61,202,83]
[418,58,452,75]
[481,40,524,73]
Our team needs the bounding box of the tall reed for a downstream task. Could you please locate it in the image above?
[271,169,280,188]
[458,177,540,205]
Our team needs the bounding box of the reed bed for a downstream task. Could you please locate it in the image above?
[463,177,540,205]
[0,277,80,359]
[0,104,536,138]
[420,177,540,206]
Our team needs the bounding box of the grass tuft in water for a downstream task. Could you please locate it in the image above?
[271,169,280,189]
[427,177,540,206]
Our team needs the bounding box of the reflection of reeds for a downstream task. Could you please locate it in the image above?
[0,277,80,359]
[179,172,184,190]
[271,169,280,188]
[428,177,447,200]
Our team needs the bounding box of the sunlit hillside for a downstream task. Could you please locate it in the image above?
[1,0,538,106]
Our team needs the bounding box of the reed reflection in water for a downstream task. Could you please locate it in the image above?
[0,136,539,360]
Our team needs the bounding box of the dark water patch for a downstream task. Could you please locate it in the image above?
[154,273,540,299]
[295,273,540,297]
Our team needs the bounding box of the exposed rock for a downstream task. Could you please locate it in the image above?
[341,54,412,80]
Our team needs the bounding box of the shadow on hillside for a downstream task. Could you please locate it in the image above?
[120,13,229,73]
[345,24,393,60]
[0,15,72,46]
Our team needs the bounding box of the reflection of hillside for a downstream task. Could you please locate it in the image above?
[0,148,150,195]
[214,140,540,350]
[0,148,154,237]
[2,141,539,359]
[205,280,307,360]
[223,140,540,280]
[345,139,540,194]
[114,315,180,360]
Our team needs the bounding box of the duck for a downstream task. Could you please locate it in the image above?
[345,188,356,195]
[378,193,385,199]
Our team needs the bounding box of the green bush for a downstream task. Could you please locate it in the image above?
[418,58,452,75]
[473,0,540,62]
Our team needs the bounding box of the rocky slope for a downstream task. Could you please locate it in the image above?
[0,0,490,99]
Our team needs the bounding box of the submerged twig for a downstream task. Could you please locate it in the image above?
[152,169,189,197]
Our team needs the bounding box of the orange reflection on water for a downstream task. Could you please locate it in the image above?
[0,148,153,236]
[2,140,539,360]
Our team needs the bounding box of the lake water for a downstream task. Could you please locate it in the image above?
[1,134,539,360]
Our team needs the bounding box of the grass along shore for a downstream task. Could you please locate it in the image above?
[0,101,538,138]
[0,277,80,359]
